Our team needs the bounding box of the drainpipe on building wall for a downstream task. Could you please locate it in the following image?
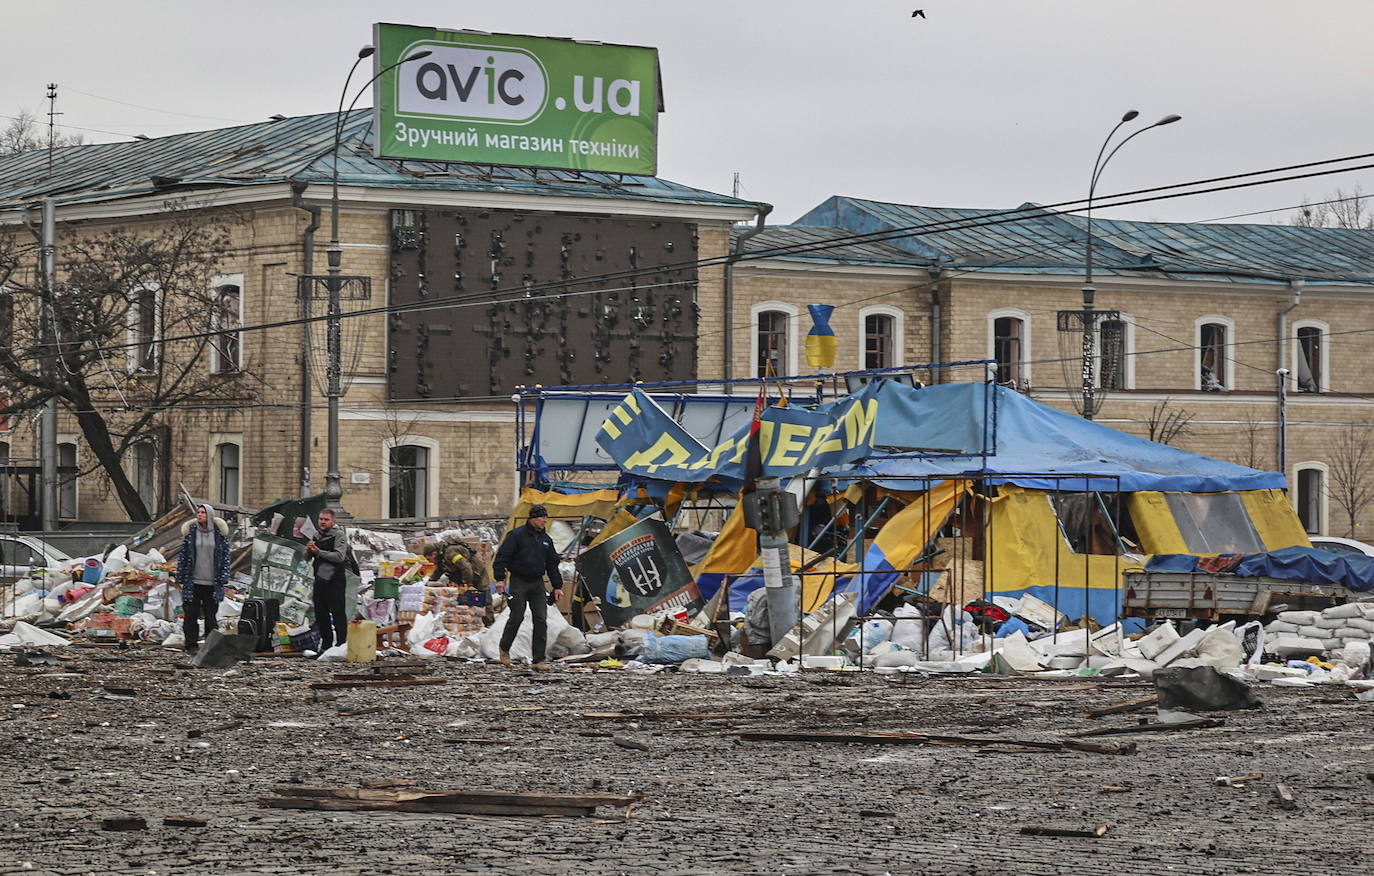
[722,204,772,384]
[291,181,321,499]
[1276,281,1302,477]
[928,265,944,384]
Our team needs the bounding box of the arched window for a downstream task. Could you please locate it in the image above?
[216,441,241,506]
[750,302,798,378]
[1195,316,1234,391]
[383,437,440,519]
[858,305,904,371]
[211,274,244,373]
[1292,320,1328,394]
[1294,461,1328,535]
[988,309,1031,385]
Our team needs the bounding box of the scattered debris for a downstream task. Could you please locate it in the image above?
[306,677,448,691]
[1069,718,1225,738]
[1271,783,1298,810]
[100,817,147,831]
[1020,823,1110,838]
[1085,695,1158,719]
[612,736,651,751]
[258,785,644,817]
[162,816,207,828]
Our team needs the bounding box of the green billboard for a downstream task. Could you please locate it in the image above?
[372,23,660,175]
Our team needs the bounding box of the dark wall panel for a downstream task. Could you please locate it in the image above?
[388,208,698,400]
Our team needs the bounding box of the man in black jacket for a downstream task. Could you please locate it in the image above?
[492,504,563,669]
[306,508,348,651]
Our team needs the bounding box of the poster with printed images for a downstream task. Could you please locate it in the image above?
[576,517,701,628]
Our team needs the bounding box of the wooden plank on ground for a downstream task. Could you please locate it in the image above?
[1069,718,1224,738]
[306,678,448,691]
[1085,695,1158,719]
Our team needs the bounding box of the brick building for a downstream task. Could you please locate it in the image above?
[726,196,1374,538]
[0,111,759,525]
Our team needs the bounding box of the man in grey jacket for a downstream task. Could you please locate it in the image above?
[306,508,348,651]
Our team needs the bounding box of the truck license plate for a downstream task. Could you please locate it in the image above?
[1154,608,1187,619]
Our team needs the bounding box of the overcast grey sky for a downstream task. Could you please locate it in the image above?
[3,0,1371,224]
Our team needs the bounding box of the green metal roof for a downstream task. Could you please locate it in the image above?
[0,110,762,213]
[745,195,1374,286]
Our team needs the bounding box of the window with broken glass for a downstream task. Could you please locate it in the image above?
[757,310,789,377]
[864,313,895,370]
[1296,326,1322,393]
[1050,492,1140,555]
[1099,319,1126,390]
[1199,322,1227,391]
[993,316,1023,384]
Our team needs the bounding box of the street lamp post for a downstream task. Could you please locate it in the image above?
[1060,111,1181,419]
[320,45,431,511]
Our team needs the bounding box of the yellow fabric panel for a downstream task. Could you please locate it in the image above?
[784,543,859,613]
[587,508,639,548]
[692,499,758,577]
[1243,489,1312,550]
[1128,491,1189,555]
[871,480,970,564]
[989,487,1141,595]
[507,488,623,539]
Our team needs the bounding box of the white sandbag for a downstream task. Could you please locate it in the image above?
[926,607,977,659]
[872,650,922,669]
[9,592,43,619]
[161,631,185,650]
[1137,621,1180,661]
[1270,634,1327,656]
[1264,620,1299,634]
[1277,610,1319,626]
[555,625,590,656]
[1336,639,1371,669]
[1346,618,1374,634]
[1195,622,1244,668]
[479,604,572,663]
[1323,638,1345,651]
[1336,627,1370,641]
[1360,604,1374,621]
[888,604,927,651]
[1299,625,1326,639]
[1315,616,1346,630]
[1322,602,1365,620]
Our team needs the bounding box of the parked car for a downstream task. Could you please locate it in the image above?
[1309,536,1374,558]
[0,534,74,583]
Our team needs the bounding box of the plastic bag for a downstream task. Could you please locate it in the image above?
[926,608,977,659]
[636,632,711,664]
[479,604,572,662]
[316,643,348,662]
[888,604,927,651]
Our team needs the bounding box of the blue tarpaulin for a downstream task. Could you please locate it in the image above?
[1146,547,1374,592]
[847,383,1283,493]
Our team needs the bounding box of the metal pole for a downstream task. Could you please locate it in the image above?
[40,199,58,530]
[1277,368,1289,476]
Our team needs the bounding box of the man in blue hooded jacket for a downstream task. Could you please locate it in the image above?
[175,503,230,653]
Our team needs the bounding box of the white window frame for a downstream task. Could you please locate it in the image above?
[210,433,244,507]
[125,281,162,373]
[1194,315,1235,391]
[857,304,905,371]
[1291,319,1329,394]
[381,436,440,519]
[749,301,799,378]
[56,434,78,519]
[210,273,245,374]
[1096,311,1136,390]
[987,308,1032,385]
[1293,460,1329,536]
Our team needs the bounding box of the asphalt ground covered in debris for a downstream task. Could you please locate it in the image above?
[2,646,1371,876]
